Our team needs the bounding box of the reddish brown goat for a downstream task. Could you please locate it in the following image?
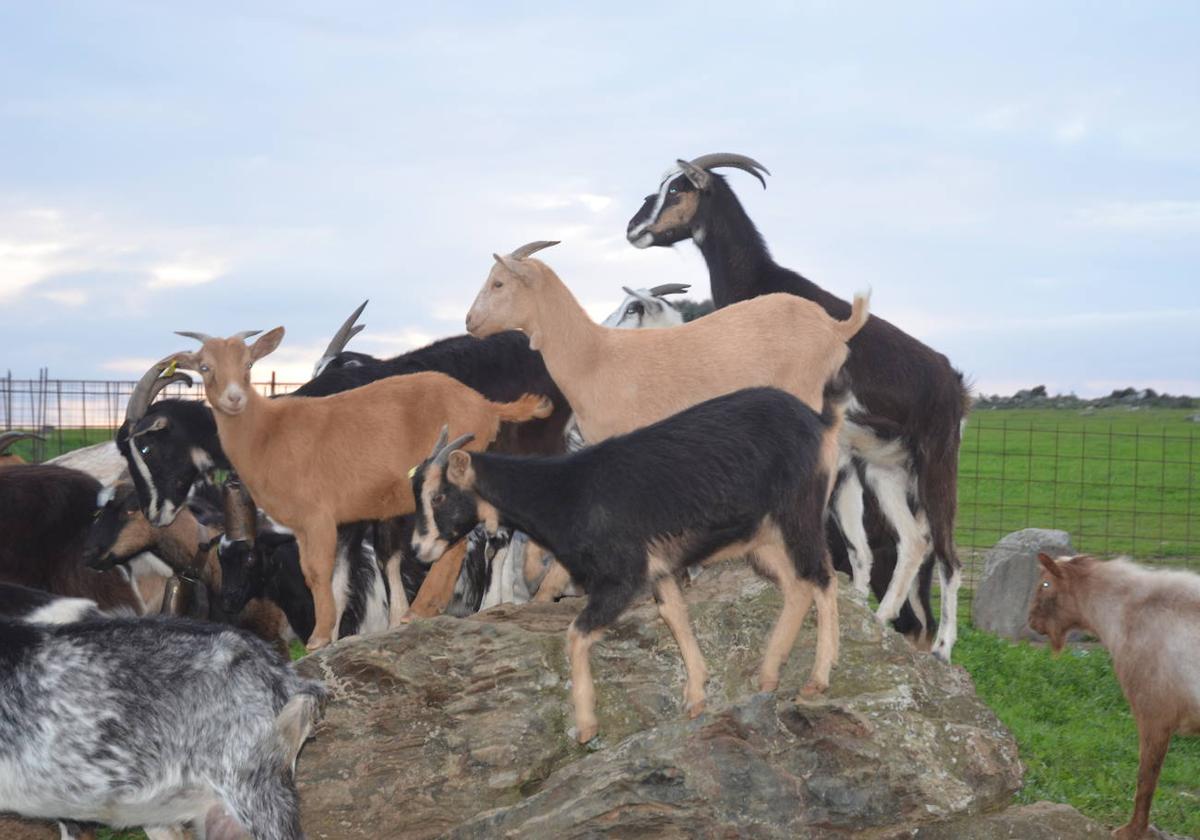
[164,327,553,649]
[1030,553,1200,840]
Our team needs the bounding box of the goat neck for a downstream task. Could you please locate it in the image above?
[693,178,777,307]
[523,269,606,404]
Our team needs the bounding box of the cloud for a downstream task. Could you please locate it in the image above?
[507,192,613,213]
[148,253,228,289]
[40,288,89,306]
[1053,117,1089,144]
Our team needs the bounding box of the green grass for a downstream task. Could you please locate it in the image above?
[959,408,1199,562]
[956,621,1200,837]
[2,428,114,462]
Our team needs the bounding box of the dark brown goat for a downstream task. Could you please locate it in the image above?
[1029,553,1200,840]
[0,465,143,612]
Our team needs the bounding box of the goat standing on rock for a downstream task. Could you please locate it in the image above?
[161,327,552,649]
[412,385,845,744]
[628,154,971,660]
[1030,553,1200,840]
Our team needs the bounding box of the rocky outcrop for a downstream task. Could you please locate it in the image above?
[295,564,1026,838]
[974,528,1076,641]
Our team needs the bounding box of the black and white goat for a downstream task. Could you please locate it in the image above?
[627,153,970,660]
[600,283,690,329]
[411,385,843,743]
[0,606,324,839]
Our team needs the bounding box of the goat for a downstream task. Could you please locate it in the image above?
[413,385,844,743]
[626,153,970,660]
[161,327,553,649]
[600,283,690,329]
[1029,554,1200,840]
[83,480,298,657]
[0,464,144,613]
[0,612,324,839]
[0,431,43,468]
[118,306,570,623]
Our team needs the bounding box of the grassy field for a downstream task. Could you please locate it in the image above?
[958,407,1199,565]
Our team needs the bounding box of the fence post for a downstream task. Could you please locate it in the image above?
[270,371,276,396]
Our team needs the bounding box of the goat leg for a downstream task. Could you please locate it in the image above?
[653,573,708,718]
[533,557,572,602]
[297,520,338,651]
[404,537,468,620]
[1114,722,1172,839]
[567,622,601,743]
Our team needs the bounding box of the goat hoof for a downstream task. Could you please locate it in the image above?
[798,679,828,699]
[931,644,951,664]
[1111,825,1148,840]
[576,723,598,744]
[759,676,779,693]
[305,636,330,652]
[685,698,706,719]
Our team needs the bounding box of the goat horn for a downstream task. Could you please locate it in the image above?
[434,433,476,466]
[124,363,194,427]
[230,329,262,342]
[0,431,44,455]
[428,425,450,461]
[319,300,368,362]
[647,283,691,297]
[222,475,258,544]
[687,153,770,188]
[509,241,560,260]
[621,286,660,309]
[175,331,216,344]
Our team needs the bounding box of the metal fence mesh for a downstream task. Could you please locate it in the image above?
[5,375,1198,613]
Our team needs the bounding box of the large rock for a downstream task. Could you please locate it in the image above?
[295,563,1023,838]
[974,529,1075,640]
[891,801,1110,838]
[0,816,57,840]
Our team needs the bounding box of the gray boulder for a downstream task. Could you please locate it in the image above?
[974,529,1076,640]
[295,563,1024,838]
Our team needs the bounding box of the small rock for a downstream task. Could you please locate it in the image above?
[974,529,1076,640]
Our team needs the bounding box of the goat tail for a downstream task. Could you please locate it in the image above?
[495,393,554,423]
[837,291,871,341]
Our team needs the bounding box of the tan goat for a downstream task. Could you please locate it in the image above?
[463,240,868,691]
[164,327,552,649]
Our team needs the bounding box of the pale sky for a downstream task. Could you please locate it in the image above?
[1,2,1197,396]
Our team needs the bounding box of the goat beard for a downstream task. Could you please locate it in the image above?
[1043,625,1069,654]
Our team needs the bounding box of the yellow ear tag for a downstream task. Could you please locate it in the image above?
[407,466,417,479]
[163,359,178,377]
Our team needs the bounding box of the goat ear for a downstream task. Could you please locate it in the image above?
[1037,553,1063,578]
[446,450,475,487]
[169,351,202,372]
[248,327,285,362]
[676,159,711,191]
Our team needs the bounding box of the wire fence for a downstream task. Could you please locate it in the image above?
[956,416,1199,600]
[4,374,1198,590]
[1,372,303,461]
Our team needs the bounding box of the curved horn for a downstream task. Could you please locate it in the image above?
[621,286,660,309]
[434,433,476,466]
[687,153,770,188]
[230,329,262,342]
[124,363,194,427]
[509,240,560,260]
[647,283,691,297]
[175,331,216,344]
[320,300,368,361]
[0,431,44,455]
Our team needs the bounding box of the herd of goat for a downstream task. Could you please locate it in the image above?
[1,152,1192,840]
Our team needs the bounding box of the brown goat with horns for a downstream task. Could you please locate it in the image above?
[162,327,553,649]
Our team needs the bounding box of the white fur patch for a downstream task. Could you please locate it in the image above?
[26,597,98,625]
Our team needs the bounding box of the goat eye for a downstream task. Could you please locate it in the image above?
[433,493,446,506]
[199,364,210,374]
[1041,581,1050,588]
[246,362,253,370]
[140,445,151,455]
[669,187,677,194]
[493,280,504,289]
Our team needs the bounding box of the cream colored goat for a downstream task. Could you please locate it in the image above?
[164,328,553,649]
[464,240,868,692]
[468,242,867,445]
